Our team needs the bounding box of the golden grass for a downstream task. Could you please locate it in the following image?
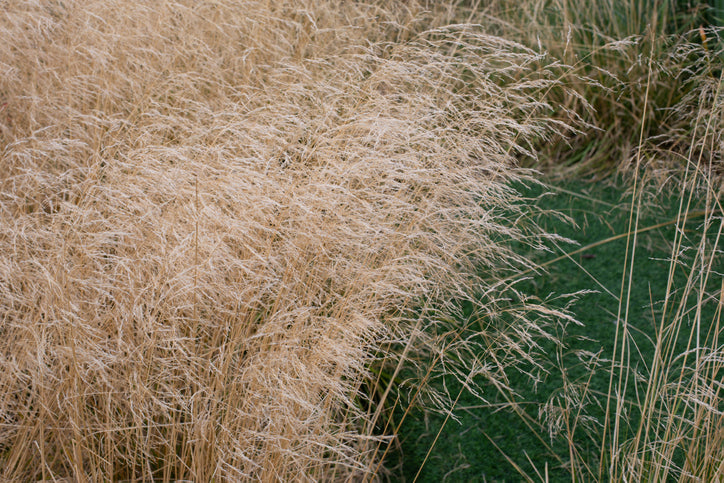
[0,1,579,480]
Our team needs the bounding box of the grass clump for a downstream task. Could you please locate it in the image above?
[461,0,724,179]
[0,1,579,480]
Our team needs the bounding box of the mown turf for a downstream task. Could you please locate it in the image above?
[391,177,722,482]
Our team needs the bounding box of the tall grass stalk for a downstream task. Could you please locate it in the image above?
[603,72,724,482]
[532,74,723,482]
[0,1,580,480]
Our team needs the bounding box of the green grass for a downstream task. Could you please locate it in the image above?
[391,177,722,481]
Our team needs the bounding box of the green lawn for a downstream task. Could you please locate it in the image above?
[391,178,722,482]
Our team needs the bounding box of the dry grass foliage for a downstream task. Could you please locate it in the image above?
[0,1,577,480]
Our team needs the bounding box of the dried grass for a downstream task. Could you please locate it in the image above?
[0,1,576,480]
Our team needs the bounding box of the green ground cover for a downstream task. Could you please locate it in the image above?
[392,178,722,481]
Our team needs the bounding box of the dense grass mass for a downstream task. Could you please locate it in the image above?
[0,1,578,480]
[0,0,722,481]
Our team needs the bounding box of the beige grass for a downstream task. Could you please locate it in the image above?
[0,1,579,480]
